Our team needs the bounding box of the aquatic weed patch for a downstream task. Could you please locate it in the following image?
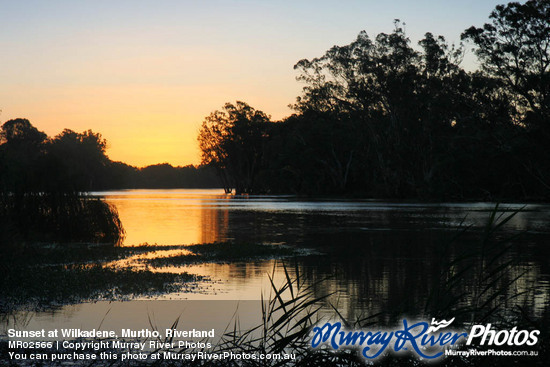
[147,242,298,267]
[0,264,200,313]
[0,243,193,270]
[0,242,299,313]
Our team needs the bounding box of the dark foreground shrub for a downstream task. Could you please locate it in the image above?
[0,193,124,247]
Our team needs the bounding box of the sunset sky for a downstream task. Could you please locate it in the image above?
[1,0,507,167]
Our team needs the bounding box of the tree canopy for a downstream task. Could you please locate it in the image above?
[198,101,271,194]
[462,0,550,128]
[198,4,550,199]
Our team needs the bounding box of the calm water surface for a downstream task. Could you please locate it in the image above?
[96,189,550,247]
[3,189,550,335]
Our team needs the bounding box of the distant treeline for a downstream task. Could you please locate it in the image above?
[0,121,217,246]
[199,0,550,199]
[105,163,219,190]
[0,119,219,193]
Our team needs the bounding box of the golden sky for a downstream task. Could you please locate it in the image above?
[0,0,504,167]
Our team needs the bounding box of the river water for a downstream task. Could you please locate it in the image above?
[2,189,550,338]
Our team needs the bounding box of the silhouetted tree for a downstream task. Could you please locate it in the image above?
[0,120,125,245]
[45,129,110,191]
[198,102,271,194]
[462,0,550,196]
[0,118,47,146]
[265,12,547,199]
[290,21,476,197]
[462,0,550,127]
[0,119,47,193]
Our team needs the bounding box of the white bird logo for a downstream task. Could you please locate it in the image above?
[427,317,456,333]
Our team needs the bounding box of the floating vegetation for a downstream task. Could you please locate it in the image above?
[147,242,299,267]
[0,264,200,313]
[0,242,303,313]
[0,243,183,267]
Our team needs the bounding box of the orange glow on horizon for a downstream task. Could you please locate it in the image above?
[1,0,498,167]
[1,84,297,167]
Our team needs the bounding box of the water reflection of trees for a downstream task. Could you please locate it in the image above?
[201,206,228,244]
[293,230,548,325]
[196,203,549,324]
